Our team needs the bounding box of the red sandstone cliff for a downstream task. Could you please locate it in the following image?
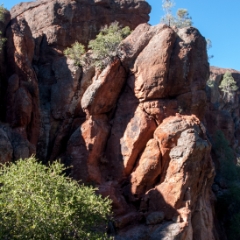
[0,0,220,239]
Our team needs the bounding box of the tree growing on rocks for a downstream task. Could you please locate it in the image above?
[160,0,175,26]
[175,8,192,27]
[160,0,193,28]
[0,157,112,239]
[64,21,131,70]
[219,71,238,103]
[63,42,86,67]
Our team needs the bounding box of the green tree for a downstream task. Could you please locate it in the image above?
[160,0,175,26]
[219,71,238,102]
[88,21,131,69]
[0,157,112,240]
[63,42,86,66]
[64,22,131,69]
[175,8,192,27]
[160,1,193,28]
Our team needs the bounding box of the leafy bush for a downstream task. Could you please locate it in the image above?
[0,157,112,239]
[63,42,86,66]
[88,21,131,69]
[64,22,131,69]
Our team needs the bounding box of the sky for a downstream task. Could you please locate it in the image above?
[2,0,240,71]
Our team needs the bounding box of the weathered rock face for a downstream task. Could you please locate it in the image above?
[10,0,150,49]
[6,0,151,161]
[0,123,34,164]
[6,17,40,151]
[2,0,218,238]
[115,115,215,240]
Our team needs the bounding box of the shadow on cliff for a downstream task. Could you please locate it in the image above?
[103,82,138,181]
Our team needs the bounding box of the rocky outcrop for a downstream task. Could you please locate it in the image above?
[6,0,151,161]
[10,0,150,49]
[1,0,218,238]
[115,115,215,240]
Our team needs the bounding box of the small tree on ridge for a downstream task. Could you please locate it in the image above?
[219,71,238,103]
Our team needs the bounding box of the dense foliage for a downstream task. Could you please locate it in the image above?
[88,21,131,69]
[212,131,240,240]
[64,22,131,69]
[0,157,112,240]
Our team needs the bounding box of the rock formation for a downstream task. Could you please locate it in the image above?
[0,0,220,238]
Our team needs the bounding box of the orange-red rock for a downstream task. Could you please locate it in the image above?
[81,59,126,115]
[67,114,110,183]
[128,27,176,101]
[130,139,162,198]
[145,115,215,240]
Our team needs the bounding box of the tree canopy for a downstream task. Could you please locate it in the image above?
[219,71,238,102]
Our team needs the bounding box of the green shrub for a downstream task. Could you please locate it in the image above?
[64,22,131,69]
[0,157,112,239]
[63,42,86,66]
[88,21,131,69]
